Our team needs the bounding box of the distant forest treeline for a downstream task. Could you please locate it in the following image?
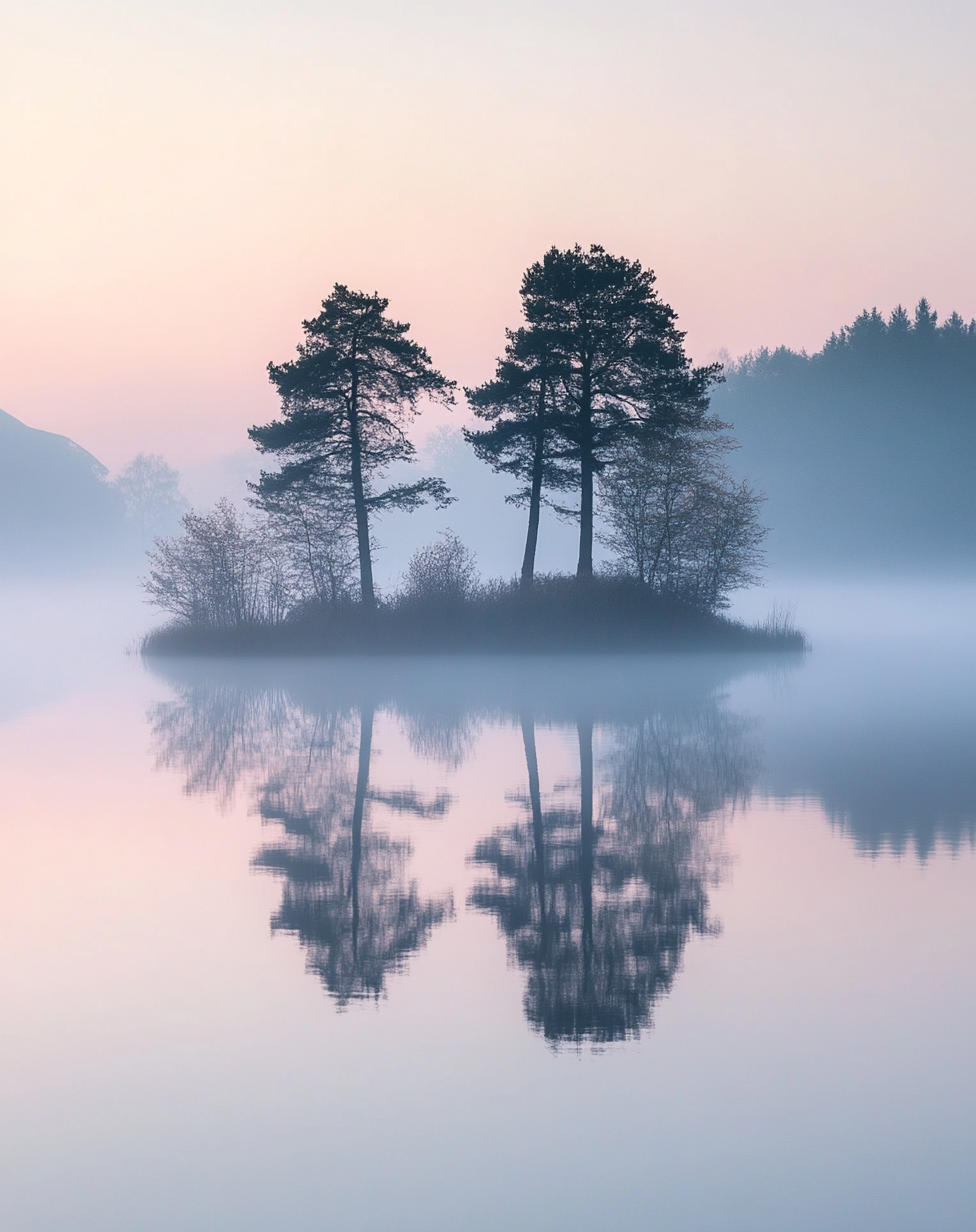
[737,299,976,390]
[716,299,976,570]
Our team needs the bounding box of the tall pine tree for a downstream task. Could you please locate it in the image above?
[250,286,455,609]
[464,326,574,586]
[520,245,720,578]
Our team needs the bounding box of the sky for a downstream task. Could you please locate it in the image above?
[2,0,976,472]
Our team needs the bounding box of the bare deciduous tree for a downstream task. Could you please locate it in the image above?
[144,499,296,626]
[114,453,188,539]
[598,429,766,610]
[252,468,360,606]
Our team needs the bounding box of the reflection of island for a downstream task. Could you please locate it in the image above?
[148,654,773,1035]
[151,685,452,1004]
[470,709,758,1045]
[144,644,976,1041]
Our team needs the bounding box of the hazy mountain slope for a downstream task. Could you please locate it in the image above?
[0,408,126,572]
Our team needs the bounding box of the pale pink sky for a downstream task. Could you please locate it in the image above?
[2,0,975,471]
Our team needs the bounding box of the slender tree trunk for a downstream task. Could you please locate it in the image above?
[299,508,322,602]
[350,705,374,963]
[521,716,547,939]
[520,383,547,588]
[576,363,594,579]
[578,719,594,951]
[348,369,376,610]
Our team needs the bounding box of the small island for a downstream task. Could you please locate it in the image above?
[143,572,803,656]
[142,245,804,658]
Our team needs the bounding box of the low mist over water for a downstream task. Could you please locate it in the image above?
[0,581,974,1230]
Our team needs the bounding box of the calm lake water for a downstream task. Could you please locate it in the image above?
[1,581,975,1231]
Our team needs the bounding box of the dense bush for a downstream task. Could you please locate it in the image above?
[401,531,479,602]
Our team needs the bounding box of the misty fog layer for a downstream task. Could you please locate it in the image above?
[717,302,976,572]
[1,581,975,1230]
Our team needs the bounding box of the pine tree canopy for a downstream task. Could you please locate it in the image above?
[249,284,455,607]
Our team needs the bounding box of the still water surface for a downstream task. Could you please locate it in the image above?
[1,583,974,1231]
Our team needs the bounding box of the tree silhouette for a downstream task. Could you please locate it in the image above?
[598,425,766,609]
[519,245,721,579]
[254,707,452,1003]
[250,286,456,609]
[151,681,308,806]
[113,452,188,540]
[464,326,574,586]
[150,686,452,1004]
[716,297,976,569]
[469,708,757,1044]
[148,657,766,1026]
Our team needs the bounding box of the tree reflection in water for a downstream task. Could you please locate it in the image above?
[149,656,764,1038]
[469,708,759,1045]
[151,685,452,1005]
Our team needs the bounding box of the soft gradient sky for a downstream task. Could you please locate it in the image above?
[2,0,975,470]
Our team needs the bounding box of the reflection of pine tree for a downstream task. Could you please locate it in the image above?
[255,709,452,1003]
[470,710,757,1045]
[150,687,451,1005]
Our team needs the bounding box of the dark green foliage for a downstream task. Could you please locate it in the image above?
[737,298,976,392]
[143,249,777,649]
[518,245,722,578]
[464,326,575,586]
[469,713,754,1043]
[249,285,456,608]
